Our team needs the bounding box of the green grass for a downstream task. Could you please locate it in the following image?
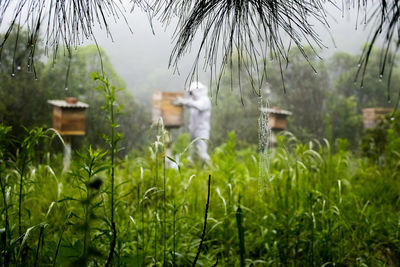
[1,127,399,266]
[1,74,399,266]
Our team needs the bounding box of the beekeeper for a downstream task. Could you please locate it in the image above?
[174,81,211,162]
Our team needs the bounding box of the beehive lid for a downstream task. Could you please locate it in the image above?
[362,107,392,115]
[261,107,292,116]
[48,99,89,109]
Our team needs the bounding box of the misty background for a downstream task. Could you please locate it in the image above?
[1,1,392,154]
[87,3,371,104]
[0,1,373,103]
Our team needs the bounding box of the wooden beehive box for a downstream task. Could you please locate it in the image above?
[152,91,184,128]
[262,107,292,130]
[48,98,89,135]
[269,113,288,130]
[362,108,393,129]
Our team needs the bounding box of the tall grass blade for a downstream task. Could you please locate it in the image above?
[18,224,37,262]
[192,174,211,267]
[236,197,245,267]
[33,224,45,267]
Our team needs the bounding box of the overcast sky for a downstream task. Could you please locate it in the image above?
[89,8,208,99]
[90,3,371,99]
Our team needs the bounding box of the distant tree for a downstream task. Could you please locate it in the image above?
[211,46,398,147]
[322,49,400,148]
[268,47,329,140]
[323,52,364,146]
[211,88,260,148]
[0,27,50,139]
[324,95,362,148]
[209,54,261,147]
[330,49,399,109]
[42,45,150,153]
[0,27,150,154]
[3,0,397,97]
[361,113,400,163]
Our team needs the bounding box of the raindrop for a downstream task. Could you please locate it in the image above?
[357,63,361,67]
[391,117,395,121]
[11,73,15,77]
[27,64,30,68]
[379,74,383,79]
[17,66,21,71]
[65,87,69,91]
[35,78,38,81]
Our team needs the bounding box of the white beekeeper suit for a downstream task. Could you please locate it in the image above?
[176,81,211,162]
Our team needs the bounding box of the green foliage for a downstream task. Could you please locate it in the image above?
[361,113,400,164]
[69,147,107,265]
[325,95,362,147]
[2,27,400,267]
[236,196,245,267]
[208,52,261,147]
[0,28,50,140]
[92,72,123,266]
[330,49,399,108]
[0,126,62,266]
[324,50,399,148]
[44,46,150,153]
[0,28,150,154]
[268,47,329,140]
[0,125,399,266]
[264,47,398,147]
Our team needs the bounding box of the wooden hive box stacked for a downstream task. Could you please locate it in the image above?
[48,98,89,135]
[152,91,184,128]
[362,108,393,129]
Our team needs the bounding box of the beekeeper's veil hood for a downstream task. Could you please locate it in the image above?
[189,81,208,99]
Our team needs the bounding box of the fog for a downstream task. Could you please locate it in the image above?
[89,3,372,102]
[0,1,375,103]
[89,9,208,103]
